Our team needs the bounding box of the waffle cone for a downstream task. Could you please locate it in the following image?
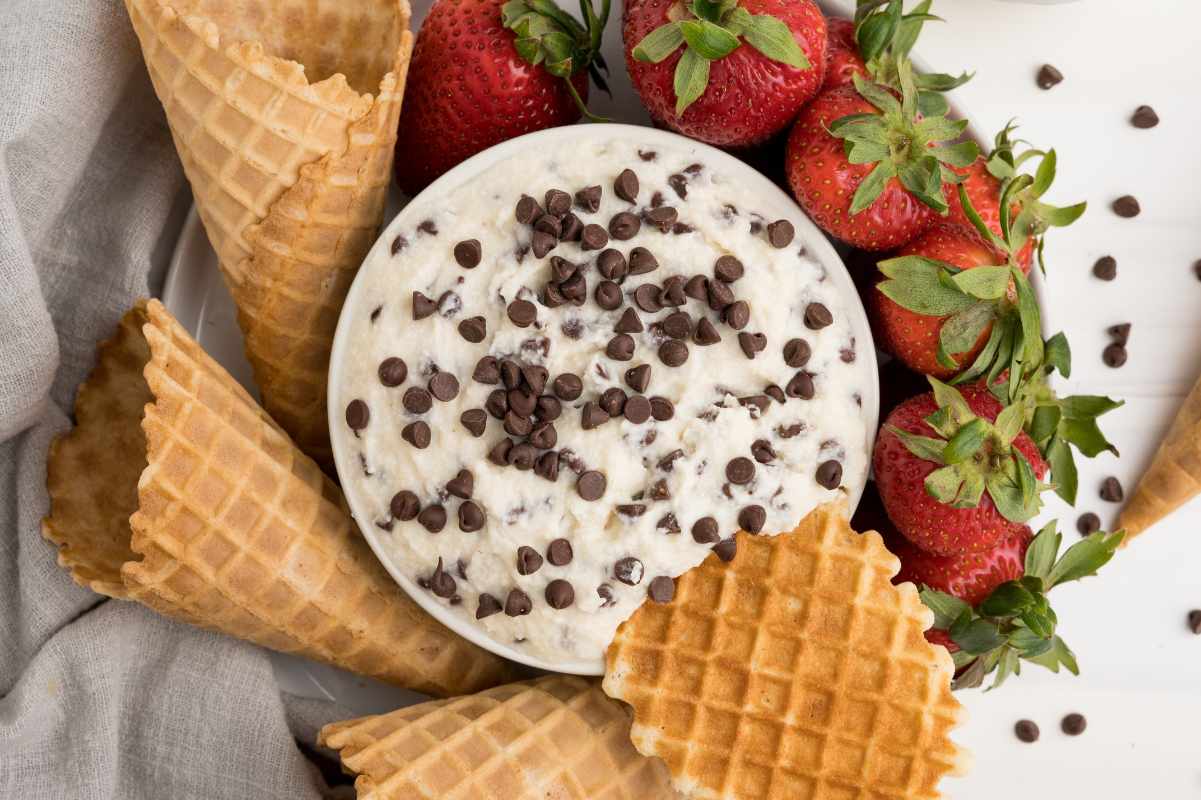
[1119,372,1201,539]
[603,502,969,800]
[44,300,514,697]
[319,676,681,799]
[124,0,413,468]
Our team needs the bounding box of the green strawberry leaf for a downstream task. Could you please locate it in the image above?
[679,18,740,59]
[1044,331,1072,378]
[937,302,994,368]
[1046,530,1125,589]
[1025,635,1079,675]
[633,21,684,62]
[952,617,1006,655]
[1024,521,1061,581]
[742,14,808,69]
[672,47,710,115]
[849,159,898,214]
[920,587,972,628]
[952,265,1011,300]
[925,464,968,504]
[943,418,989,464]
[993,402,1026,446]
[878,256,977,315]
[888,425,948,464]
[1045,435,1078,504]
[980,581,1035,616]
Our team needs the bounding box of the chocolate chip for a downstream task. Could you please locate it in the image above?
[723,301,750,330]
[417,219,438,236]
[623,394,652,424]
[1102,343,1127,368]
[614,557,644,585]
[544,188,572,216]
[737,332,767,359]
[691,516,719,543]
[633,284,663,313]
[377,358,408,387]
[515,195,541,224]
[607,333,635,361]
[541,282,565,309]
[455,315,485,343]
[581,402,609,430]
[804,302,833,329]
[661,276,686,307]
[546,538,573,567]
[739,505,766,533]
[487,438,513,466]
[476,593,501,619]
[816,460,843,490]
[521,365,548,395]
[684,274,709,302]
[446,469,474,499]
[714,255,744,283]
[1108,323,1131,345]
[650,396,674,421]
[691,318,720,346]
[766,219,795,248]
[658,311,688,340]
[473,356,500,385]
[1061,713,1087,736]
[500,360,523,390]
[597,249,627,280]
[401,421,431,448]
[548,256,577,283]
[651,512,679,535]
[345,399,369,431]
[560,271,587,305]
[1100,476,1124,502]
[536,395,562,421]
[707,279,734,311]
[712,538,737,562]
[637,149,657,162]
[614,168,639,203]
[1112,195,1140,218]
[534,215,562,240]
[437,290,462,318]
[1036,64,1062,90]
[412,291,437,320]
[516,545,543,575]
[458,500,485,532]
[599,387,627,417]
[659,340,688,367]
[552,373,583,401]
[390,490,420,521]
[510,442,537,470]
[504,588,532,617]
[783,338,812,368]
[529,421,558,449]
[453,239,481,269]
[1076,512,1101,536]
[544,579,574,610]
[428,558,456,598]
[594,280,623,311]
[429,372,460,402]
[1092,255,1117,281]
[417,504,446,533]
[1131,104,1159,129]
[840,346,856,363]
[575,185,602,212]
[609,211,640,240]
[560,213,583,242]
[787,371,815,399]
[1188,610,1201,635]
[645,206,678,233]
[391,235,407,255]
[581,223,609,251]
[485,389,509,421]
[778,422,804,438]
[1014,720,1040,743]
[628,247,659,275]
[726,457,755,485]
[532,230,557,258]
[673,222,695,235]
[1194,260,1201,281]
[577,470,607,501]
[625,364,651,393]
[403,387,433,414]
[507,299,537,327]
[648,575,675,603]
[764,384,785,403]
[609,310,641,338]
[751,440,776,465]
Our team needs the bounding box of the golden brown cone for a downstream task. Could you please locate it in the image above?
[319,676,681,799]
[123,0,413,468]
[44,300,514,697]
[1119,372,1201,539]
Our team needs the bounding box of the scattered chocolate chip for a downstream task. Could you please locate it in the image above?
[739,504,767,533]
[476,593,502,619]
[560,213,583,242]
[437,290,462,318]
[581,223,609,251]
[1015,720,1040,743]
[403,387,433,414]
[723,301,750,330]
[713,537,738,563]
[726,457,755,485]
[429,372,460,402]
[428,558,456,598]
[516,545,543,575]
[735,332,766,360]
[345,399,369,431]
[595,280,623,310]
[614,556,644,585]
[659,340,688,367]
[609,212,640,240]
[765,384,785,403]
[456,408,486,438]
[531,230,557,258]
[637,149,657,162]
[504,588,532,617]
[402,421,431,449]
[487,438,513,466]
[1131,105,1159,129]
[1108,323,1131,345]
[507,299,537,327]
[577,470,607,501]
[1188,610,1201,635]
[1112,195,1140,218]
[694,317,721,345]
[1100,476,1124,502]
[549,256,577,282]
[607,333,635,361]
[816,460,843,490]
[515,195,541,224]
[614,168,639,203]
[624,395,652,424]
[625,364,651,393]
[658,311,689,340]
[458,500,485,532]
[391,235,407,255]
[521,365,548,395]
[648,575,675,603]
[645,206,678,233]
[541,282,566,308]
[660,276,686,307]
[1036,64,1062,90]
[581,402,609,430]
[534,450,560,482]
[683,274,709,302]
[417,504,446,533]
[545,579,575,609]
[804,303,833,330]
[691,516,719,543]
[650,396,675,421]
[501,360,521,390]
[536,395,562,421]
[778,422,804,439]
[766,219,795,248]
[575,185,602,212]
[628,247,659,275]
[633,284,663,313]
[485,389,509,421]
[446,469,474,499]
[714,255,744,283]
[473,356,500,385]
[783,338,812,368]
[529,421,558,449]
[1194,260,1201,282]
[707,279,734,311]
[453,239,481,269]
[599,388,627,417]
[456,315,486,343]
[550,373,582,401]
[412,291,437,320]
[787,371,816,399]
[560,271,587,305]
[417,219,438,236]
[1102,343,1127,368]
[377,357,408,388]
[1061,713,1087,736]
[510,442,537,470]
[546,538,573,566]
[544,188,572,216]
[597,249,627,280]
[390,490,420,521]
[1092,255,1117,281]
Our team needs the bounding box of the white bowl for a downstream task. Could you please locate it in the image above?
[327,123,880,675]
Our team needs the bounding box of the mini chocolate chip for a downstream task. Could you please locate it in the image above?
[429,372,460,402]
[1076,512,1101,536]
[707,279,734,311]
[1100,476,1124,502]
[516,545,543,575]
[536,395,562,421]
[446,469,474,500]
[723,300,750,330]
[645,206,678,233]
[476,593,502,619]
[1188,610,1201,635]
[1108,323,1132,345]
[546,538,573,566]
[609,211,641,240]
[628,247,659,275]
[417,504,446,533]
[581,402,609,430]
[487,438,513,466]
[1061,713,1087,736]
[633,284,664,313]
[502,361,523,388]
[534,450,560,482]
[597,249,627,280]
[659,340,688,367]
[783,338,812,367]
[457,316,486,343]
[661,311,691,340]
[683,274,709,301]
[614,557,644,585]
[453,239,481,269]
[738,332,767,359]
[577,470,607,501]
[1132,105,1159,129]
[560,213,583,242]
[521,365,548,396]
[458,500,485,532]
[624,395,652,424]
[485,389,509,420]
[600,387,628,417]
[391,235,407,255]
[560,271,587,305]
[1112,195,1140,218]
[544,188,572,216]
[767,219,795,248]
[726,457,755,485]
[532,230,557,258]
[429,558,456,598]
[390,490,420,521]
[615,307,644,334]
[529,421,558,449]
[765,384,785,404]
[752,441,778,466]
[541,282,565,308]
[648,575,675,603]
[504,588,532,617]
[650,396,674,421]
[1102,343,1127,368]
[460,408,487,438]
[661,276,686,307]
[545,579,575,609]
[840,346,856,363]
[581,223,609,251]
[654,513,680,535]
[473,356,500,384]
[637,149,657,162]
[1014,720,1040,743]
[614,168,639,203]
[778,422,804,438]
[549,256,578,282]
[403,387,433,414]
[552,373,583,401]
[507,299,537,327]
[714,255,744,283]
[804,302,833,329]
[515,194,541,224]
[616,504,647,519]
[345,399,369,431]
[412,291,437,320]
[1092,255,1117,281]
[691,517,719,544]
[787,371,815,399]
[658,449,685,472]
[402,421,431,449]
[625,364,651,393]
[505,442,533,470]
[534,213,562,238]
[607,333,635,361]
[713,537,737,562]
[378,358,408,387]
[575,185,602,212]
[739,504,767,533]
[595,280,623,310]
[417,219,438,235]
[1036,64,1063,90]
[816,460,843,490]
[692,318,721,346]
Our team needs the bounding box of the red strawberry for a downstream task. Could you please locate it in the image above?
[889,526,1032,607]
[822,17,864,90]
[923,627,960,654]
[873,381,1049,556]
[623,0,827,147]
[394,0,606,194]
[945,157,1035,268]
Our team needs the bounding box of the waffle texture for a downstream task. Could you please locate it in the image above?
[603,502,969,800]
[43,299,514,697]
[320,675,681,799]
[1120,373,1201,539]
[123,0,413,468]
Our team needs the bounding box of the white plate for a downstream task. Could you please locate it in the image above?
[163,0,1201,795]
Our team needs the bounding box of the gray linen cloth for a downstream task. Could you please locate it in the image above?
[0,1,354,796]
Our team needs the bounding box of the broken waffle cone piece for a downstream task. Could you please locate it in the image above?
[319,675,681,799]
[1119,371,1201,539]
[123,0,414,469]
[43,299,513,697]
[604,501,970,800]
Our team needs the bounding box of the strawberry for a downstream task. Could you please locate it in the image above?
[890,525,1032,606]
[923,627,960,655]
[394,0,609,194]
[784,67,978,251]
[822,17,864,91]
[624,0,827,147]
[873,380,1049,556]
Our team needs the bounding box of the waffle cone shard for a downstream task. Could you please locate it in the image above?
[319,676,681,799]
[1119,371,1201,539]
[604,502,969,800]
[44,299,513,697]
[124,0,413,468]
